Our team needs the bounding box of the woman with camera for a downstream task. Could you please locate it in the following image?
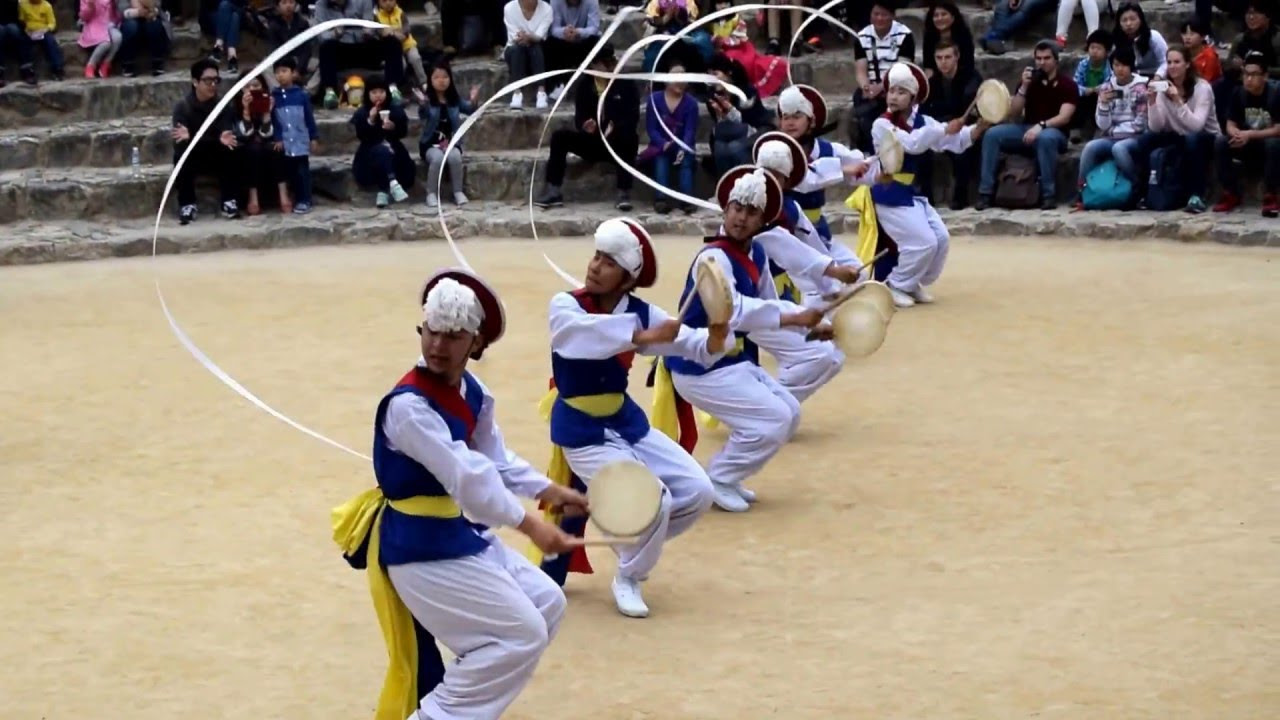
[1132,45,1221,213]
[703,54,775,177]
[1074,45,1148,208]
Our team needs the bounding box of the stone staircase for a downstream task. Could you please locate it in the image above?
[0,0,1273,265]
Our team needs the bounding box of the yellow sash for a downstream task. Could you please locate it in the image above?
[845,172,917,262]
[802,207,823,223]
[525,389,624,567]
[331,490,461,720]
[650,358,681,443]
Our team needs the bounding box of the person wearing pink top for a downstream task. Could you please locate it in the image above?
[79,0,122,77]
[1134,45,1222,213]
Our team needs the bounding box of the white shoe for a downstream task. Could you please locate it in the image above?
[535,90,548,109]
[910,285,934,303]
[453,191,468,206]
[712,482,750,512]
[611,576,649,618]
[425,192,439,208]
[889,287,916,308]
[388,180,409,203]
[736,485,758,503]
[509,91,523,109]
[549,83,565,100]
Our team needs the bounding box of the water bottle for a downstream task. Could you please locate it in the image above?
[130,146,141,179]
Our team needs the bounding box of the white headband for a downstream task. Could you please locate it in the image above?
[887,63,918,97]
[757,140,793,177]
[728,168,769,209]
[593,219,644,277]
[778,86,814,119]
[423,277,484,335]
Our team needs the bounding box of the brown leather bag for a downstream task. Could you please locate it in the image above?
[993,154,1041,209]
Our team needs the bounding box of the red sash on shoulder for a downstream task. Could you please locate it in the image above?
[706,238,761,286]
[396,367,477,440]
[881,110,913,132]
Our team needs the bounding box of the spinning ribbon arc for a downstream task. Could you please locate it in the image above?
[156,4,850,456]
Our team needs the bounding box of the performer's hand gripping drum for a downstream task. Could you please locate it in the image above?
[582,461,664,544]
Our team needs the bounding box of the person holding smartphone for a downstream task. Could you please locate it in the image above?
[1074,44,1149,208]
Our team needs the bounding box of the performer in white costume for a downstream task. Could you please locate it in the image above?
[651,166,826,513]
[854,61,991,308]
[776,84,870,276]
[532,218,724,619]
[332,269,587,720]
[745,131,866,403]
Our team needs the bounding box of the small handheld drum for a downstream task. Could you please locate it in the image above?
[974,79,1012,124]
[587,460,663,539]
[847,280,896,323]
[877,130,905,176]
[689,254,734,324]
[830,300,889,357]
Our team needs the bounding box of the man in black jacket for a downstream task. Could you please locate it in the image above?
[918,41,981,209]
[534,45,640,211]
[0,0,28,87]
[171,58,243,225]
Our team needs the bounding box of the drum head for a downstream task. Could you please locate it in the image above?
[975,79,1011,124]
[695,255,734,325]
[832,301,889,358]
[877,131,905,176]
[588,461,663,537]
[849,281,896,323]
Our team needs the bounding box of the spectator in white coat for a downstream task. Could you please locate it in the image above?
[503,0,553,109]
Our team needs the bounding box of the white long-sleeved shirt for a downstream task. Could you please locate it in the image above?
[793,140,874,194]
[549,291,722,367]
[504,0,553,48]
[753,223,839,299]
[382,372,551,530]
[870,109,976,162]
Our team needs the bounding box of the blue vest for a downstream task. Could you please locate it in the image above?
[870,111,926,207]
[373,368,492,566]
[549,292,653,448]
[665,239,765,377]
[787,137,835,244]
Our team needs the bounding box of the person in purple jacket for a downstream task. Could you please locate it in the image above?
[640,61,699,214]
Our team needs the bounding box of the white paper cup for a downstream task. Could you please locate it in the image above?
[379,110,391,122]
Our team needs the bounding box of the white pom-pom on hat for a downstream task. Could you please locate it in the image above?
[778,85,814,119]
[887,62,920,98]
[594,219,644,277]
[727,168,769,210]
[422,277,484,335]
[756,140,794,178]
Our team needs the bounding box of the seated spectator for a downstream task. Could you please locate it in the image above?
[19,0,64,81]
[642,0,712,73]
[1213,51,1280,216]
[922,2,974,78]
[639,62,698,214]
[918,41,982,209]
[1135,45,1221,213]
[852,0,913,152]
[0,1,22,88]
[413,61,480,208]
[230,74,284,215]
[350,74,416,208]
[533,45,640,210]
[981,0,1054,56]
[314,0,404,109]
[266,0,312,90]
[1214,3,1279,142]
[503,0,552,109]
[118,0,172,77]
[1071,29,1113,142]
[977,40,1078,210]
[1075,45,1148,207]
[375,0,427,86]
[1181,18,1222,85]
[704,53,775,176]
[546,0,601,100]
[271,56,318,214]
[438,0,505,56]
[171,59,242,225]
[210,0,245,76]
[80,0,122,78]
[1055,0,1099,49]
[763,0,816,57]
[1112,3,1167,79]
[710,0,787,98]
[1197,0,1248,36]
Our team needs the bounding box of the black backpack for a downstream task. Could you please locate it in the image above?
[1145,146,1187,211]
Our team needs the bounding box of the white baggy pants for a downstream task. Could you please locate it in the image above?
[750,327,844,404]
[563,428,713,581]
[877,198,950,293]
[389,540,566,720]
[670,363,801,488]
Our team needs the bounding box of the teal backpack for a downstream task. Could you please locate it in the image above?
[1081,159,1132,210]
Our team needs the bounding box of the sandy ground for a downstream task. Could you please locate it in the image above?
[1,235,1278,720]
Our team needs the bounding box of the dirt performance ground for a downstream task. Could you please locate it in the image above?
[1,235,1277,720]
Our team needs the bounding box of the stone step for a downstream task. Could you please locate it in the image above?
[2,197,1273,267]
[3,140,1270,226]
